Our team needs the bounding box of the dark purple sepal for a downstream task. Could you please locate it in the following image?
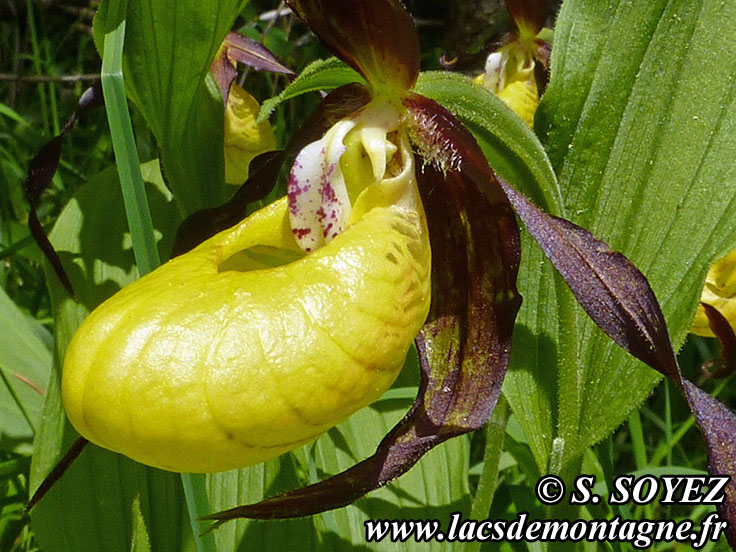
[25,437,88,514]
[170,150,286,257]
[500,181,679,379]
[498,180,736,548]
[505,0,547,34]
[25,136,63,208]
[211,32,293,104]
[285,0,419,93]
[211,47,238,106]
[682,380,736,547]
[23,83,103,298]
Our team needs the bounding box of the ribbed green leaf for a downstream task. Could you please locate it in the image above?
[29,161,189,552]
[258,57,364,123]
[535,0,736,468]
[93,0,246,215]
[0,286,51,454]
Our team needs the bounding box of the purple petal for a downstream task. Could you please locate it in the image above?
[700,303,736,379]
[211,32,292,105]
[499,180,736,547]
[285,0,419,93]
[23,83,102,298]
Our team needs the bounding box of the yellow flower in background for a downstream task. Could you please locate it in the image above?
[690,249,736,337]
[223,84,276,184]
[477,42,539,127]
[475,0,551,127]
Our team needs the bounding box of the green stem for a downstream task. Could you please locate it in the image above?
[464,397,509,552]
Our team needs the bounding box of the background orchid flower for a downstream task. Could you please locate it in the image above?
[476,0,552,126]
[223,84,277,185]
[211,31,289,185]
[692,248,736,337]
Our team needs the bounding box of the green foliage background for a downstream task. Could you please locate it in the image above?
[1,0,734,550]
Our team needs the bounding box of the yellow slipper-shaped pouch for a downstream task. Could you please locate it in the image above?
[62,106,431,473]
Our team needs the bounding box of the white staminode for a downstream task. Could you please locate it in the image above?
[287,102,401,253]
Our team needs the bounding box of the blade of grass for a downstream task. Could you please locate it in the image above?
[100,3,159,275]
[100,4,213,551]
[627,410,647,470]
[181,474,217,551]
[24,0,50,136]
[464,397,509,552]
[0,364,35,435]
[43,41,60,136]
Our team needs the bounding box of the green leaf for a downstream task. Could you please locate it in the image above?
[534,0,736,469]
[130,496,152,552]
[0,286,52,453]
[258,58,364,123]
[94,0,246,215]
[29,161,190,552]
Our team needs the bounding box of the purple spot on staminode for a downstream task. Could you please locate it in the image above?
[292,228,312,239]
[322,181,337,203]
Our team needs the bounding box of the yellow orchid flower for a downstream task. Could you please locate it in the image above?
[62,94,431,472]
[478,42,539,127]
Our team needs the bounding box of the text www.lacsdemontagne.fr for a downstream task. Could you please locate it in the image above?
[364,512,727,548]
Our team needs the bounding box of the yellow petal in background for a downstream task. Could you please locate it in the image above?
[224,84,276,184]
[62,134,430,473]
[481,43,539,127]
[691,248,736,337]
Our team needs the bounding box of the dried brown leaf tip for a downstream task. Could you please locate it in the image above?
[211,31,293,105]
